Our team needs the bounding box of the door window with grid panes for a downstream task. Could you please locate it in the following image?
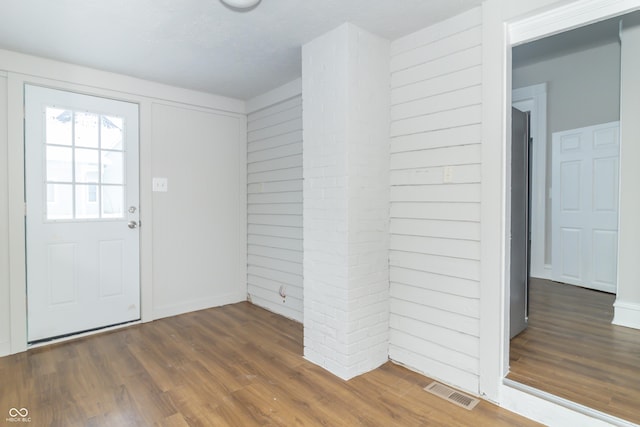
[45,108,125,220]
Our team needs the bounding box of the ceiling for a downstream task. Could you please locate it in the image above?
[0,0,483,100]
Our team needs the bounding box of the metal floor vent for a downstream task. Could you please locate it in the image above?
[424,381,480,411]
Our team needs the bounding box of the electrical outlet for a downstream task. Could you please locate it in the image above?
[152,177,168,192]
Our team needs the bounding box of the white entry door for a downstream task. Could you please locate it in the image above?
[25,85,140,342]
[551,121,619,293]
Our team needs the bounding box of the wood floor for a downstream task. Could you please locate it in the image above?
[0,303,539,426]
[509,278,640,424]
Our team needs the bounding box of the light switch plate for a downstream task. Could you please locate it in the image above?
[443,166,454,183]
[152,177,168,192]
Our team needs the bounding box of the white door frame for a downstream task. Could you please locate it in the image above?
[481,0,640,423]
[7,74,153,354]
[512,83,548,280]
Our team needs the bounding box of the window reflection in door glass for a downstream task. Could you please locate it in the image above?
[102,151,123,184]
[75,149,99,183]
[102,186,124,218]
[46,146,73,182]
[75,112,99,148]
[75,184,100,219]
[102,115,123,150]
[46,184,73,220]
[45,108,72,146]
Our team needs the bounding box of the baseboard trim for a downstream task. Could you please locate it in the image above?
[612,299,640,330]
[152,292,245,320]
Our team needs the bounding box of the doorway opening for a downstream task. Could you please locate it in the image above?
[507,13,640,424]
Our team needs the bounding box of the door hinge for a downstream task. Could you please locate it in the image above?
[24,202,27,216]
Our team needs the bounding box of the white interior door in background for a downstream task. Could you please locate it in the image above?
[552,121,619,293]
[25,85,140,342]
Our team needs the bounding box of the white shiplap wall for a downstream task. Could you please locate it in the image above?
[388,7,483,393]
[247,96,303,322]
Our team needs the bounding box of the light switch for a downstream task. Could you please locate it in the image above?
[443,166,454,183]
[152,177,168,192]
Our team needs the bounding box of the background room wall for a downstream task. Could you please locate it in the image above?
[0,48,247,355]
[512,41,621,265]
[245,79,303,322]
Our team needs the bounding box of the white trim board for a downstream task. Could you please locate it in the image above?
[512,83,548,280]
[509,0,640,46]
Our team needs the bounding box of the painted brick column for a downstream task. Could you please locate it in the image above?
[302,23,390,380]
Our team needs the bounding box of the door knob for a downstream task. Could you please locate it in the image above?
[128,220,138,229]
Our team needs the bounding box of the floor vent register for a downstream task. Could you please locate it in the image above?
[424,381,480,410]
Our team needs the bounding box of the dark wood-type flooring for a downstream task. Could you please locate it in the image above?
[0,302,540,426]
[509,278,640,424]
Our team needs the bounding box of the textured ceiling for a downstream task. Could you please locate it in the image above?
[0,0,483,100]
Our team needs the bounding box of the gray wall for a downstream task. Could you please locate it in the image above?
[513,41,621,264]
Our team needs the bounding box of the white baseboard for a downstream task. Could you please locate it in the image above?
[152,292,245,320]
[612,299,640,330]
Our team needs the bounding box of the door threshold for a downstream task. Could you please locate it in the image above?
[502,378,637,427]
[28,319,141,349]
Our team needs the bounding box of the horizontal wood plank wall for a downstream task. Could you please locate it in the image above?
[388,7,482,393]
[247,96,303,322]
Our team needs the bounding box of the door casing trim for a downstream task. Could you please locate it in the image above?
[8,75,152,354]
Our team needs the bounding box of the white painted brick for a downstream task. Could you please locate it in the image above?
[303,23,390,380]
